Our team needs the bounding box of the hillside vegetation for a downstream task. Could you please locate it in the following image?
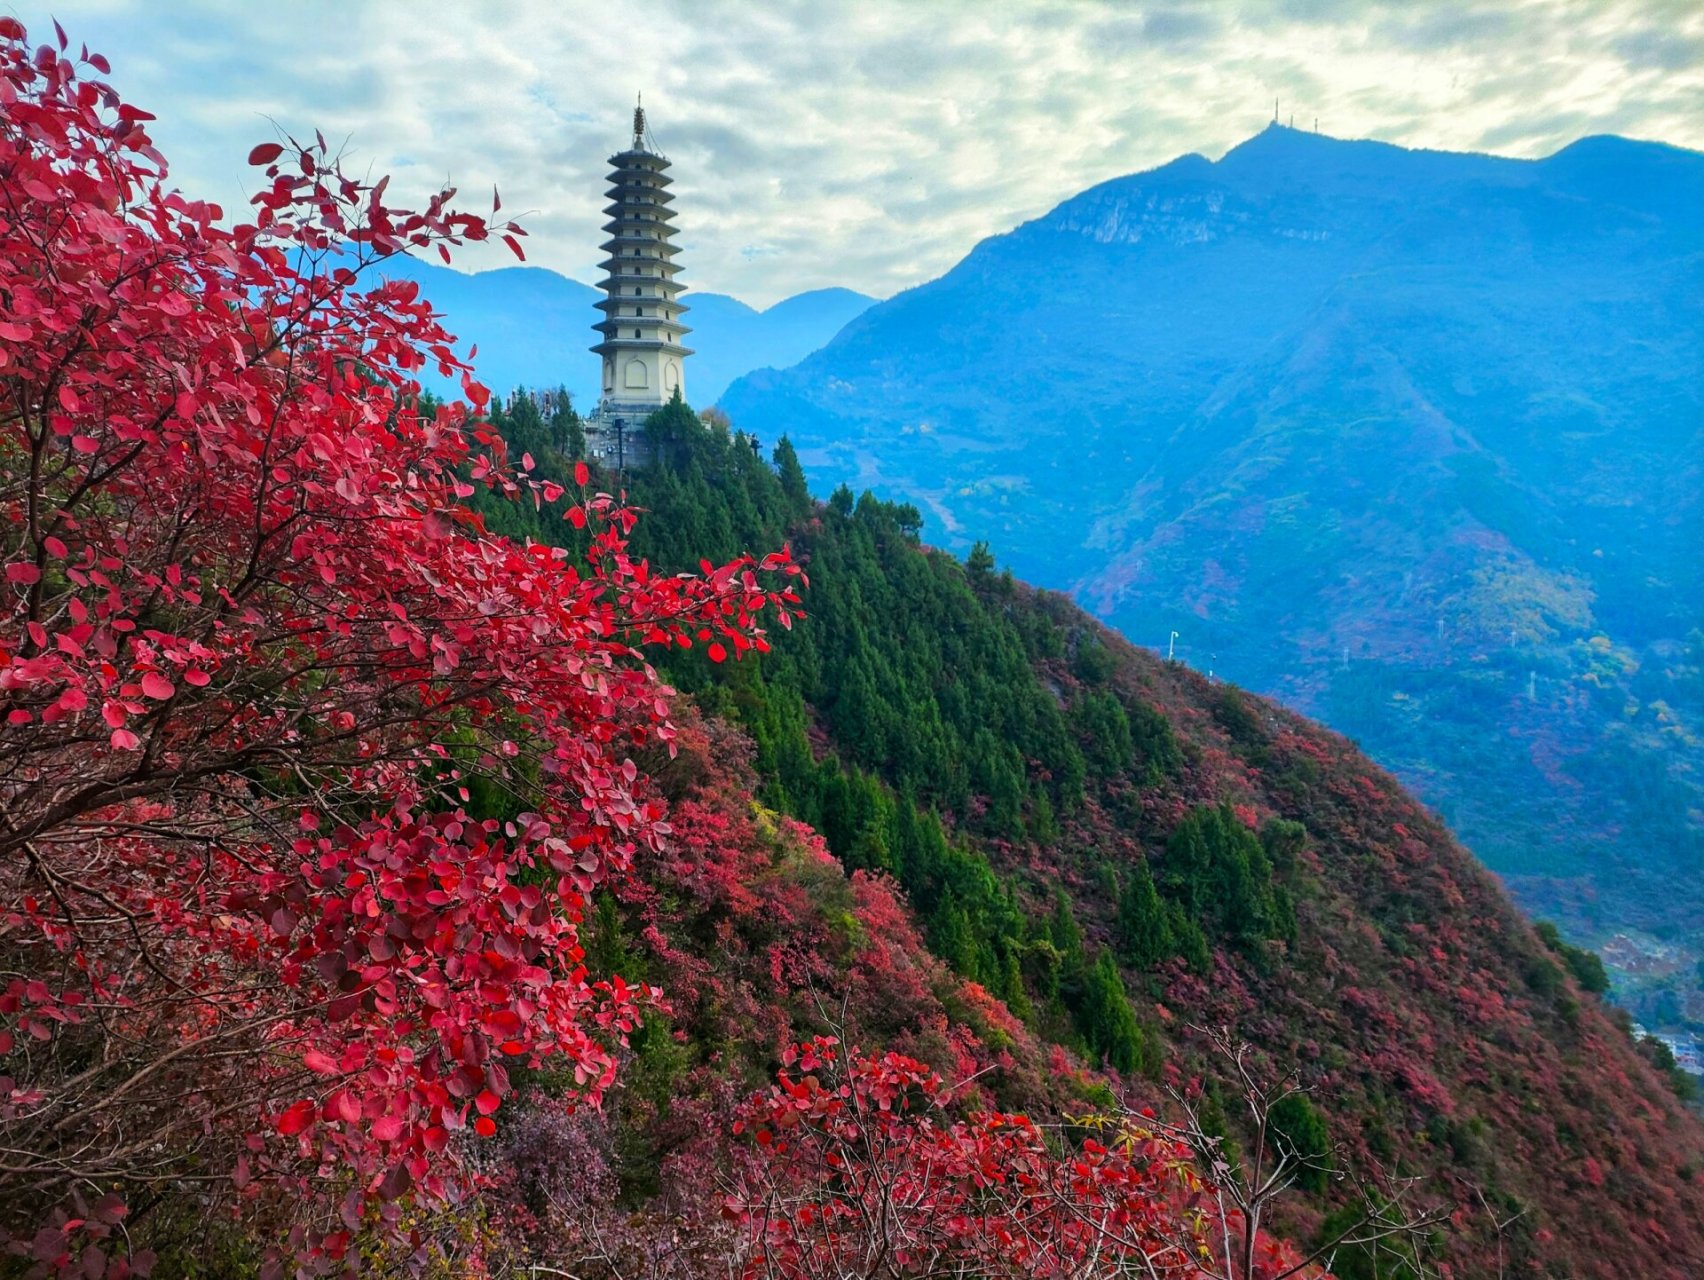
[719,126,1704,1029]
[474,392,1704,1279]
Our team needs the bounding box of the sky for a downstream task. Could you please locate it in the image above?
[9,0,1702,307]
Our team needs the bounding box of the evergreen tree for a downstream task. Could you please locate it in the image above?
[1166,902,1212,972]
[1074,689,1135,778]
[772,434,812,518]
[1077,951,1149,1075]
[1048,888,1085,968]
[1159,805,1288,960]
[930,901,978,977]
[548,385,585,458]
[966,540,996,582]
[1115,855,1172,969]
[642,393,701,465]
[1268,1093,1332,1193]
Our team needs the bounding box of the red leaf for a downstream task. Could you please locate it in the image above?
[5,562,40,585]
[377,1160,412,1201]
[574,461,590,487]
[304,1048,340,1075]
[247,142,284,166]
[474,1115,496,1137]
[276,1100,315,1136]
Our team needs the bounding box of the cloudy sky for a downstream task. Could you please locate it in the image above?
[10,0,1701,306]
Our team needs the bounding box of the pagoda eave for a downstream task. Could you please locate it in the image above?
[593,322,692,340]
[599,236,680,254]
[604,187,674,204]
[596,276,681,293]
[598,257,683,273]
[592,299,690,316]
[590,340,694,359]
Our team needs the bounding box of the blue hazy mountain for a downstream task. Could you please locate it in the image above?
[378,255,872,409]
[720,124,1704,1026]
[687,287,879,406]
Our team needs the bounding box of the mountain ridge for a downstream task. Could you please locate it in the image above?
[717,126,1704,1037]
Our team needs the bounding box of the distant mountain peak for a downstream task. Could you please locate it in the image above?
[1231,119,1320,148]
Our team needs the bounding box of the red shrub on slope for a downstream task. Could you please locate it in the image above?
[0,24,798,1274]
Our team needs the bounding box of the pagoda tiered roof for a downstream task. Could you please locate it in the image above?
[587,102,694,397]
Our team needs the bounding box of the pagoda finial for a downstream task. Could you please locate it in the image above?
[633,94,646,151]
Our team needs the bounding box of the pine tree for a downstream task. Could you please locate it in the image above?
[1167,902,1212,972]
[930,901,978,977]
[1116,855,1172,969]
[1268,1093,1332,1193]
[1048,888,1085,967]
[772,434,812,518]
[1077,951,1148,1075]
[549,384,585,457]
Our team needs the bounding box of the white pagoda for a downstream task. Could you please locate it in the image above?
[582,99,692,469]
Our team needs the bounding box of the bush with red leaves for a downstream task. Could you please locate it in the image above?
[0,21,797,1276]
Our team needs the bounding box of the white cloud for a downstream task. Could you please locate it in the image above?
[8,0,1701,306]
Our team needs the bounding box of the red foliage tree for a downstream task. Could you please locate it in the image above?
[0,22,797,1275]
[727,1036,1214,1280]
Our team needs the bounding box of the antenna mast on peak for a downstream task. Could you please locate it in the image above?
[632,93,646,151]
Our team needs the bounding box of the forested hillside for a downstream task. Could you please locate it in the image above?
[462,391,1704,1279]
[719,126,1704,1027]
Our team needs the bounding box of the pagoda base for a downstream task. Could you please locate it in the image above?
[583,398,664,471]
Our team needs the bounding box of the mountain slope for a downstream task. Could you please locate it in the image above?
[475,399,1704,1278]
[718,126,1704,1031]
[377,255,872,407]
